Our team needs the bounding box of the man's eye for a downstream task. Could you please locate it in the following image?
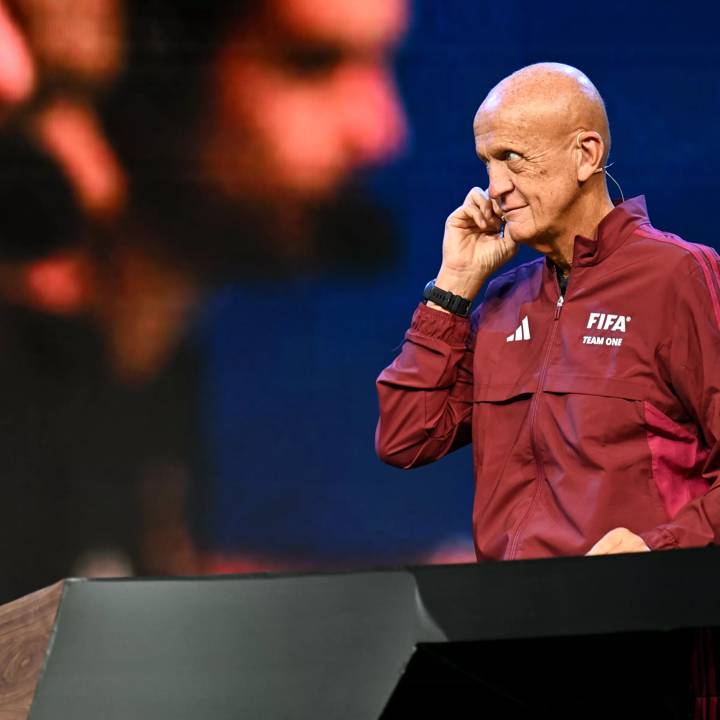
[503,151,522,162]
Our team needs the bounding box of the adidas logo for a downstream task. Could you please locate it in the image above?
[506,316,531,342]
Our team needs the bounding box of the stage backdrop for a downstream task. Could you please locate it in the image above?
[195,0,720,565]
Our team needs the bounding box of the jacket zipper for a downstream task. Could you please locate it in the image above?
[506,277,565,559]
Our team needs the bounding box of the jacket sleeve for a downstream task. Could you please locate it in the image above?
[375,302,474,469]
[641,248,720,550]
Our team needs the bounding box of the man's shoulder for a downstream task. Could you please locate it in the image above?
[629,224,720,271]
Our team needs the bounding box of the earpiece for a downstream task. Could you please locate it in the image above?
[577,131,625,200]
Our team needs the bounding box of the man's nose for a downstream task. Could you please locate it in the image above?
[487,163,514,201]
[334,63,407,166]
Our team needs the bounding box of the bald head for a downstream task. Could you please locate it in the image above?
[476,62,610,164]
[472,63,615,250]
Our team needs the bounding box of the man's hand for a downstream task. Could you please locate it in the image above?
[431,187,517,307]
[586,527,650,556]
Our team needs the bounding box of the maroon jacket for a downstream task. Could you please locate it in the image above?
[376,197,720,560]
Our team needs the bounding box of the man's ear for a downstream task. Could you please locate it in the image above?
[575,131,605,182]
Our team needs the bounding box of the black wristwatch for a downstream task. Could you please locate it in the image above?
[423,279,472,317]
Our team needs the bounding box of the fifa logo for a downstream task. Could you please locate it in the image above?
[586,312,631,333]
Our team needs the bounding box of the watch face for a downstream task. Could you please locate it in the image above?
[423,279,436,299]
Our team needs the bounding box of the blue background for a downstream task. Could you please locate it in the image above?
[198,1,720,563]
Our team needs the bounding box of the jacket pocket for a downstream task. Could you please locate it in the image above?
[473,377,538,403]
[520,374,657,470]
[543,374,653,401]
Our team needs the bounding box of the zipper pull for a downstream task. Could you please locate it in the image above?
[554,294,564,320]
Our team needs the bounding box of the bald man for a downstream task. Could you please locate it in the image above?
[376,63,720,560]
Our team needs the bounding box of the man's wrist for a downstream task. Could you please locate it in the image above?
[423,279,472,317]
[426,300,451,314]
[435,267,487,302]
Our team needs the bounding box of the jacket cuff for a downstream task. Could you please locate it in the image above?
[408,302,472,346]
[640,526,680,551]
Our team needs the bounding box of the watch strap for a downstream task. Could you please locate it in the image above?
[423,279,471,317]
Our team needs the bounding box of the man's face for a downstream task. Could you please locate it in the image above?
[207,0,408,200]
[473,99,579,246]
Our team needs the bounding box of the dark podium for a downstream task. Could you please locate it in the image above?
[2,548,719,719]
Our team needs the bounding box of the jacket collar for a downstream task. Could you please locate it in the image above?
[569,195,651,267]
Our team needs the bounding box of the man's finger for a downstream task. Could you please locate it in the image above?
[467,186,488,204]
[586,527,650,556]
[470,187,502,222]
[586,528,623,555]
[446,204,476,229]
[466,190,502,234]
[601,540,650,555]
[586,536,618,556]
[463,197,486,231]
[467,187,494,225]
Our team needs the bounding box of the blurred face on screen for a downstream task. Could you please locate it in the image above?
[204,0,408,201]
